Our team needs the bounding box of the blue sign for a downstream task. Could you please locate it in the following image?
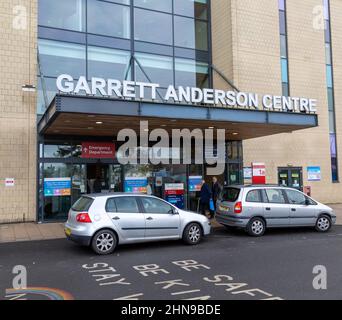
[44,178,72,197]
[165,184,185,210]
[188,176,202,192]
[124,177,148,193]
[307,167,321,181]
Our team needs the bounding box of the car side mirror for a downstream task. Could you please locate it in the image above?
[305,199,311,206]
[169,209,179,215]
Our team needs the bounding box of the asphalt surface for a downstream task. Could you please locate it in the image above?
[1,226,342,300]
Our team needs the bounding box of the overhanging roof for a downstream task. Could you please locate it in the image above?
[38,94,318,140]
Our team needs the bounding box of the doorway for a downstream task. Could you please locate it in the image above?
[278,167,303,191]
[86,163,123,194]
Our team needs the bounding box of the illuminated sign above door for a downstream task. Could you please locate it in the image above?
[56,74,318,114]
[81,142,116,159]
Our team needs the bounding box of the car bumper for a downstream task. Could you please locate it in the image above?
[64,223,92,246]
[66,233,92,246]
[216,214,248,228]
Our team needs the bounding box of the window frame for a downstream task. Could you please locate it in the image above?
[262,188,287,205]
[138,196,175,215]
[105,196,141,214]
[245,189,263,203]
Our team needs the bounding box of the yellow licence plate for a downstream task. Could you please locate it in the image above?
[65,228,72,237]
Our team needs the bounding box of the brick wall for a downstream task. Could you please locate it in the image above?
[212,0,342,203]
[0,0,37,223]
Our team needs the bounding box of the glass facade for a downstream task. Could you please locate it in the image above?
[37,0,211,115]
[38,139,243,222]
[323,0,339,182]
[278,0,289,96]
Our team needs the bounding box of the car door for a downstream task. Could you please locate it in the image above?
[285,189,318,226]
[106,196,145,241]
[139,197,181,240]
[262,189,290,227]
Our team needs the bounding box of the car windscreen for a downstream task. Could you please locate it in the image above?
[72,197,94,212]
[221,188,240,202]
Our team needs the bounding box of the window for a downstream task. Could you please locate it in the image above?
[38,39,86,78]
[221,188,240,202]
[175,58,209,88]
[38,0,86,32]
[134,0,172,13]
[135,53,173,87]
[285,190,306,205]
[141,197,174,214]
[44,144,73,158]
[134,8,173,45]
[264,189,286,204]
[88,46,131,79]
[106,198,117,212]
[113,197,140,213]
[174,17,208,51]
[246,190,261,203]
[72,197,94,211]
[174,0,208,20]
[88,0,130,39]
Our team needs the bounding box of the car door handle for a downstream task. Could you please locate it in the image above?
[291,208,297,212]
[113,216,120,220]
[146,217,153,221]
[266,207,271,211]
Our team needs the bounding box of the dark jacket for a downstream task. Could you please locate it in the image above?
[200,183,212,204]
[212,182,222,200]
[94,179,102,193]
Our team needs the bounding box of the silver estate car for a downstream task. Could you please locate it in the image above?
[65,193,211,255]
[216,185,336,237]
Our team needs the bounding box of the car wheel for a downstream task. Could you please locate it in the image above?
[247,218,266,237]
[183,223,202,245]
[315,215,332,233]
[91,230,117,255]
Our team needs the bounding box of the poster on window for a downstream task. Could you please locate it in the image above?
[124,177,148,194]
[165,183,185,209]
[188,176,203,192]
[44,178,72,197]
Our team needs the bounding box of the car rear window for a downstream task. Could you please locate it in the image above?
[221,188,240,202]
[72,197,94,212]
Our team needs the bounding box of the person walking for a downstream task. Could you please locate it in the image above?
[212,176,222,213]
[200,180,212,217]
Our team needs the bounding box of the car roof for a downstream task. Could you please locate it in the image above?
[223,185,296,189]
[84,193,155,199]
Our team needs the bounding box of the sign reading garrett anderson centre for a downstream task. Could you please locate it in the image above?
[56,74,317,113]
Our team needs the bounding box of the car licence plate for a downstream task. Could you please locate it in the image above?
[65,227,72,237]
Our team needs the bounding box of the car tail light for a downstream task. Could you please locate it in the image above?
[234,202,243,214]
[76,213,92,223]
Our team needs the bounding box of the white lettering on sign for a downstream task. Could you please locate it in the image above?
[56,74,318,113]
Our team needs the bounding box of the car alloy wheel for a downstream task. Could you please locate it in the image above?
[189,225,201,243]
[92,230,117,255]
[247,218,266,237]
[316,216,331,232]
[183,223,202,245]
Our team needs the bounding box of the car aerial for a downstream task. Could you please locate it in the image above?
[215,185,336,237]
[64,193,211,255]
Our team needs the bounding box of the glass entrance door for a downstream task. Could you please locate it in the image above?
[278,167,303,191]
[42,163,87,222]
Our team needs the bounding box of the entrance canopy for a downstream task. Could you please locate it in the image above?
[38,94,318,139]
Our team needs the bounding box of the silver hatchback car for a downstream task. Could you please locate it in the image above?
[216,185,336,237]
[65,193,211,255]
